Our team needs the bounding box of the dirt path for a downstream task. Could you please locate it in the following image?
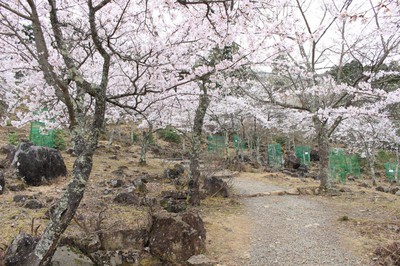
[233,175,370,266]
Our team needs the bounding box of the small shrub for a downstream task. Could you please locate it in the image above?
[158,127,181,144]
[54,129,66,150]
[7,132,18,145]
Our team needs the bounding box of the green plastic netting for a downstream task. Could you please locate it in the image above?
[207,135,225,153]
[233,134,246,150]
[29,121,55,148]
[384,162,400,181]
[295,146,311,166]
[267,143,283,168]
[329,149,361,183]
[346,155,361,177]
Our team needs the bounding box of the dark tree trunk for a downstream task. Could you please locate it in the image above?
[3,1,109,265]
[365,148,377,186]
[189,82,210,206]
[139,123,153,165]
[17,95,105,265]
[314,117,330,189]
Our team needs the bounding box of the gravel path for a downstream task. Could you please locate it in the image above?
[234,176,367,266]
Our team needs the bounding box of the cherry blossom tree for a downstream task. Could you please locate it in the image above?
[334,115,400,185]
[246,0,400,188]
[0,0,249,263]
[0,0,283,262]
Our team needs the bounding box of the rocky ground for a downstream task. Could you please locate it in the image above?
[0,126,399,265]
[203,172,400,265]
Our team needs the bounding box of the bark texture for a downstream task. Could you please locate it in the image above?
[314,117,330,189]
[3,1,109,265]
[189,82,210,206]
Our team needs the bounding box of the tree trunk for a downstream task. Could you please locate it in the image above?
[224,130,230,159]
[318,132,330,188]
[240,118,245,161]
[255,135,261,164]
[369,158,377,186]
[31,150,95,265]
[108,119,120,145]
[314,117,330,189]
[182,137,186,160]
[189,82,210,206]
[395,147,399,182]
[17,104,105,266]
[139,124,153,165]
[365,146,377,186]
[3,1,109,265]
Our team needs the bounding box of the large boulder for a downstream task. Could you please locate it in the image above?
[0,144,16,169]
[4,233,38,266]
[160,190,188,213]
[101,229,148,251]
[90,250,140,266]
[164,164,185,179]
[11,142,67,186]
[203,177,229,197]
[0,144,16,156]
[148,210,206,263]
[297,164,308,176]
[50,246,95,266]
[284,153,300,169]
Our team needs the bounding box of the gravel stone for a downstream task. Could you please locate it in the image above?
[234,177,367,266]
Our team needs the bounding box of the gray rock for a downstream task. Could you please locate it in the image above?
[160,190,188,213]
[101,229,148,250]
[133,177,147,193]
[160,197,187,213]
[203,177,229,198]
[24,199,43,209]
[297,164,308,175]
[91,250,140,266]
[164,164,185,179]
[1,143,15,153]
[396,190,400,196]
[110,179,124,188]
[13,194,30,203]
[359,182,370,188]
[339,187,352,193]
[284,153,300,169]
[376,186,387,193]
[113,192,140,205]
[148,210,206,263]
[0,144,16,165]
[388,187,399,194]
[161,190,188,200]
[50,246,94,266]
[187,254,216,266]
[103,188,113,195]
[4,233,37,266]
[8,183,25,191]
